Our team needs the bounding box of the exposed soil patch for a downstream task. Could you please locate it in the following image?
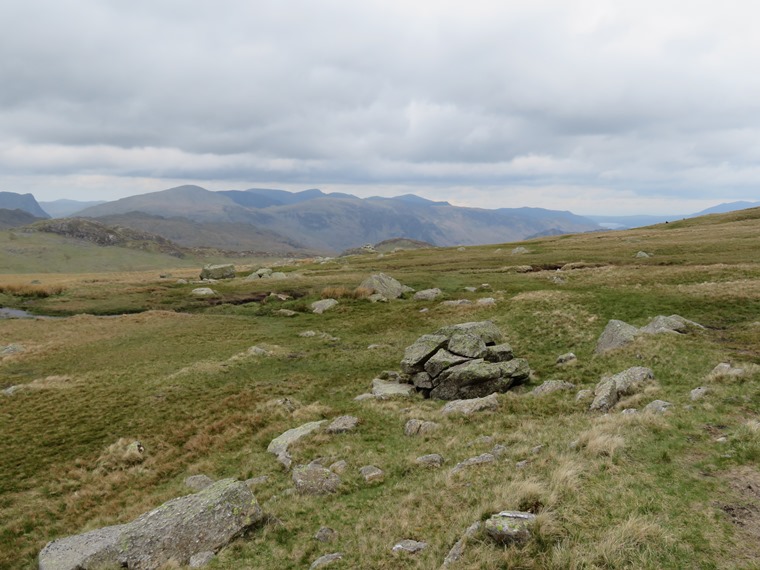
[716,467,760,563]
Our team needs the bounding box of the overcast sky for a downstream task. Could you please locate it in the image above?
[1,1,759,215]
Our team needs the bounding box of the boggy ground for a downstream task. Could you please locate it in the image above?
[3,210,760,568]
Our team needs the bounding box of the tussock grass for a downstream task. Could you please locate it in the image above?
[0,282,64,297]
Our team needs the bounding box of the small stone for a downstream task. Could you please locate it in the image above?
[299,330,317,337]
[515,460,530,469]
[441,299,473,306]
[371,378,415,400]
[511,247,530,255]
[644,400,672,414]
[491,444,508,458]
[392,539,428,554]
[467,435,494,447]
[635,251,651,258]
[441,393,499,415]
[530,380,575,396]
[275,309,297,317]
[245,476,269,488]
[292,464,341,495]
[315,527,338,542]
[368,293,388,303]
[476,298,497,306]
[414,288,443,301]
[312,299,338,314]
[191,287,217,297]
[329,460,348,474]
[415,454,445,467]
[185,474,214,491]
[310,552,343,569]
[484,511,536,544]
[404,419,441,436]
[556,352,577,365]
[442,521,481,566]
[576,389,593,402]
[531,445,543,455]
[464,286,477,292]
[354,393,374,401]
[325,415,360,434]
[189,551,216,568]
[360,465,384,483]
[247,346,269,356]
[450,453,496,475]
[690,387,709,401]
[621,408,638,415]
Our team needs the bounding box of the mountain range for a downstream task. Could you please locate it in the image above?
[1,188,759,255]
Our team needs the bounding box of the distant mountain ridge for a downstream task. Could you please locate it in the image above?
[0,192,49,218]
[77,185,601,252]
[39,199,107,218]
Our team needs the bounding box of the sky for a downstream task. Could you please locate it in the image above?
[1,1,760,216]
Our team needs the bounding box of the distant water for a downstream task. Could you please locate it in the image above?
[0,307,41,319]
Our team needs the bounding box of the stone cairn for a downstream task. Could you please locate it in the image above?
[399,321,530,400]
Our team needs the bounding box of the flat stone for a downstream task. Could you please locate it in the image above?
[309,552,343,569]
[690,387,709,401]
[325,415,359,434]
[359,465,384,483]
[267,420,327,457]
[442,521,482,567]
[640,314,701,335]
[184,474,214,491]
[441,393,500,415]
[392,539,427,554]
[644,400,672,414]
[191,287,217,297]
[476,297,497,306]
[530,380,575,396]
[404,419,441,436]
[415,454,445,468]
[450,453,496,475]
[371,378,415,400]
[275,309,297,317]
[447,333,487,359]
[595,319,639,354]
[400,334,449,374]
[424,349,470,379]
[329,460,348,474]
[484,511,536,544]
[311,299,338,314]
[414,288,442,301]
[292,464,341,495]
[435,321,504,345]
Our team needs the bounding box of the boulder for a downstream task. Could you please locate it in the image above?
[292,464,341,495]
[38,479,262,570]
[435,321,503,345]
[191,287,217,297]
[595,319,639,354]
[392,539,428,554]
[447,333,487,359]
[311,299,338,314]
[401,335,449,374]
[411,371,434,389]
[360,465,384,483]
[450,453,496,475]
[404,419,441,436]
[414,288,442,301]
[589,367,654,412]
[430,358,529,400]
[199,264,235,280]
[371,378,415,399]
[325,415,359,434]
[441,393,500,415]
[640,314,703,335]
[359,273,405,299]
[484,511,536,544]
[267,420,327,459]
[310,552,343,569]
[530,380,575,396]
[415,454,445,468]
[711,362,745,378]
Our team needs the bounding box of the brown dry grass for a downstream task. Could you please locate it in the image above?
[0,283,65,297]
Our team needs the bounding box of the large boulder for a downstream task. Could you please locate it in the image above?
[359,273,405,299]
[435,321,503,345]
[401,335,449,374]
[292,463,341,495]
[594,319,639,354]
[640,314,703,335]
[199,264,235,280]
[38,479,262,570]
[430,358,530,400]
[484,511,536,544]
[589,367,654,412]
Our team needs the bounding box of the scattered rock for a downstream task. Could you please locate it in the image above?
[246,346,269,357]
[184,474,214,491]
[442,521,481,567]
[711,362,745,378]
[576,389,593,402]
[441,393,500,415]
[292,464,341,495]
[191,287,217,297]
[415,454,445,468]
[311,299,338,314]
[441,299,473,306]
[556,352,577,365]
[595,319,639,354]
[354,393,374,401]
[450,453,495,475]
[245,476,269,488]
[530,380,575,396]
[371,378,415,399]
[644,400,672,414]
[621,408,638,415]
[309,552,343,569]
[200,264,235,280]
[367,293,388,303]
[299,330,317,337]
[275,309,297,317]
[267,420,327,466]
[511,247,530,255]
[635,251,651,258]
[359,465,384,483]
[38,479,262,570]
[359,273,405,299]
[404,419,441,436]
[484,511,536,544]
[270,272,287,280]
[392,539,428,554]
[176,278,188,284]
[590,367,654,412]
[0,344,24,357]
[329,460,348,474]
[640,314,703,335]
[477,297,497,306]
[464,286,477,293]
[457,246,466,252]
[189,551,215,568]
[325,415,360,434]
[492,444,508,458]
[515,460,530,469]
[314,527,337,542]
[414,288,443,301]
[690,387,708,401]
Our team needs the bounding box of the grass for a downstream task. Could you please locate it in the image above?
[3,210,760,568]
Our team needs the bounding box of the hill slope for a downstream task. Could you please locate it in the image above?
[0,192,49,218]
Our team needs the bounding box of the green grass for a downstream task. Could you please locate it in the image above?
[3,209,760,568]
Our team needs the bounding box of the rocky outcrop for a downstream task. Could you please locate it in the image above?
[400,322,529,400]
[596,315,703,354]
[199,264,235,280]
[589,367,655,412]
[359,273,406,299]
[484,511,536,544]
[38,479,262,570]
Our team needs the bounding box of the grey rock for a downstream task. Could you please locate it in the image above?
[256,267,273,277]
[441,521,481,567]
[556,352,577,365]
[367,293,388,303]
[270,272,287,280]
[441,393,500,415]
[644,400,672,414]
[412,371,434,389]
[38,479,261,570]
[189,551,215,568]
[0,343,24,357]
[690,386,709,401]
[311,299,338,314]
[635,251,651,258]
[530,380,575,396]
[200,264,235,280]
[246,346,269,356]
[292,464,341,495]
[484,511,536,544]
[484,343,514,363]
[468,435,494,447]
[314,527,337,542]
[299,330,317,337]
[477,297,496,306]
[2,384,26,396]
[450,453,496,475]
[184,474,214,491]
[329,460,348,474]
[492,444,508,458]
[435,321,504,345]
[595,319,639,354]
[191,287,217,297]
[245,476,269,488]
[310,552,343,569]
[371,378,415,399]
[267,420,327,457]
[359,465,384,483]
[711,362,745,377]
[424,349,470,379]
[176,278,188,284]
[415,454,445,468]
[276,451,293,471]
[392,539,427,554]
[400,334,449,374]
[414,288,443,301]
[431,358,529,400]
[275,309,297,317]
[639,314,698,335]
[511,247,530,255]
[404,419,441,436]
[621,408,638,415]
[457,246,466,251]
[464,286,478,292]
[576,389,593,402]
[354,393,374,401]
[325,415,360,434]
[590,367,654,412]
[441,299,473,306]
[360,273,405,299]
[447,333,487,359]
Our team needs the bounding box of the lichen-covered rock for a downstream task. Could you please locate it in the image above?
[325,415,359,434]
[484,511,536,544]
[191,287,217,297]
[640,314,701,335]
[401,334,449,374]
[360,465,384,483]
[530,380,575,396]
[199,264,235,280]
[595,319,639,354]
[371,378,415,399]
[430,358,529,400]
[424,349,470,378]
[556,352,577,365]
[441,393,500,415]
[292,464,341,495]
[267,421,326,457]
[189,551,215,568]
[589,367,654,412]
[404,419,441,436]
[644,399,672,414]
[392,539,428,554]
[449,453,496,475]
[690,386,708,401]
[435,321,503,345]
[309,552,343,569]
[415,454,445,468]
[447,333,487,359]
[414,288,442,301]
[311,299,338,314]
[484,343,514,363]
[359,273,405,299]
[38,479,262,570]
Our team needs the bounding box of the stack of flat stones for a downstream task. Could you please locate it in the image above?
[400,321,530,400]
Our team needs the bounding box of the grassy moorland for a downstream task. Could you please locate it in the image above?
[2,210,760,568]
